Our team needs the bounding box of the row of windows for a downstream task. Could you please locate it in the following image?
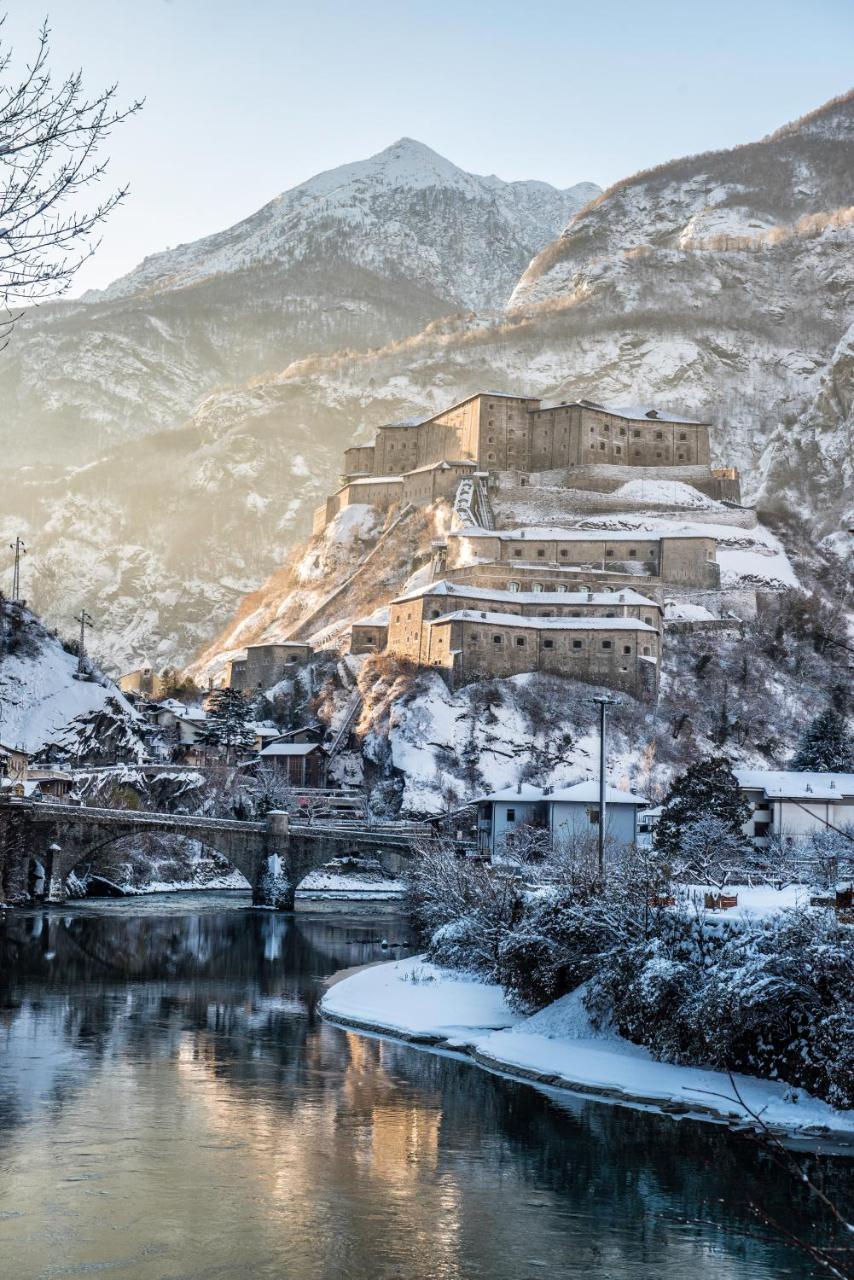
[467,633,651,655]
[510,546,652,560]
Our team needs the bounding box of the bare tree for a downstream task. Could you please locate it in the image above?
[0,15,142,341]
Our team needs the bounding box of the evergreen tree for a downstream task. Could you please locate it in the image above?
[791,703,854,772]
[199,689,255,757]
[654,756,751,860]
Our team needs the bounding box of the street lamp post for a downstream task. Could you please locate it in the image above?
[591,695,618,879]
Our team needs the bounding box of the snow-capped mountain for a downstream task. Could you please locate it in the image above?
[94,138,598,309]
[0,139,596,467]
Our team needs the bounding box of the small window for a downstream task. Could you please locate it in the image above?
[633,430,640,438]
[430,609,440,618]
[619,428,626,437]
[532,583,543,593]
[656,451,663,458]
[515,636,526,647]
[469,633,479,643]
[536,549,545,559]
[605,611,615,617]
[506,807,516,822]
[599,442,606,451]
[623,645,632,654]
[559,549,568,558]
[513,549,523,558]
[644,616,652,625]
[493,635,503,645]
[643,646,651,655]
[543,639,554,650]
[606,549,615,558]
[602,640,612,650]
[615,446,622,455]
[589,809,600,825]
[633,449,641,457]
[508,581,520,593]
[572,640,583,650]
[487,453,496,462]
[603,424,610,433]
[628,548,637,558]
[754,821,771,838]
[679,432,688,441]
[655,431,664,440]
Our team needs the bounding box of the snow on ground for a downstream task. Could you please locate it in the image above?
[611,479,723,508]
[687,883,813,918]
[664,601,716,621]
[296,869,407,900]
[0,630,138,754]
[322,956,854,1143]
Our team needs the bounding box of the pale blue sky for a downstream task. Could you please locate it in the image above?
[4,0,853,292]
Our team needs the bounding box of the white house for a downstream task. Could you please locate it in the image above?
[477,780,649,858]
[735,770,854,843]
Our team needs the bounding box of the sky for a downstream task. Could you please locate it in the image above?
[3,0,853,294]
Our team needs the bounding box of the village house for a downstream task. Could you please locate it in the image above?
[0,741,29,782]
[421,610,660,697]
[446,527,720,588]
[735,770,854,844]
[385,581,661,664]
[258,741,326,787]
[477,780,649,858]
[118,663,166,699]
[228,641,313,692]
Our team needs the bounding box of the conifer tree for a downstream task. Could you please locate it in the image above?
[654,756,751,859]
[199,688,255,757]
[791,703,854,772]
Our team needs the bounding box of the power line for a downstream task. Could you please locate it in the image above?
[9,537,26,602]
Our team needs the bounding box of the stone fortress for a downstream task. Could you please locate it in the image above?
[236,391,752,701]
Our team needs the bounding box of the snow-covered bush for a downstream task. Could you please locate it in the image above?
[587,908,854,1109]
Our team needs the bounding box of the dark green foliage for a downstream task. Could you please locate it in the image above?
[198,688,255,752]
[654,756,751,860]
[791,702,854,772]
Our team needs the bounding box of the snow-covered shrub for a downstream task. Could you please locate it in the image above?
[408,839,523,979]
[587,908,854,1109]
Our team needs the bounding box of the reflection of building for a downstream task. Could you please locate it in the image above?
[477,781,649,857]
[735,770,854,844]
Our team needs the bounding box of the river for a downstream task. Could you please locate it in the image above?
[0,893,850,1279]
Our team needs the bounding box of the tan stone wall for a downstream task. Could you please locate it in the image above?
[230,643,312,691]
[387,597,427,662]
[374,425,420,474]
[427,618,660,698]
[401,462,476,507]
[350,623,388,654]
[442,561,666,599]
[576,407,710,467]
[343,445,376,475]
[659,537,719,586]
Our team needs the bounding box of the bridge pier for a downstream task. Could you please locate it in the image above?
[45,842,66,904]
[255,811,293,909]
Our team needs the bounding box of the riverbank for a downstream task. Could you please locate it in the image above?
[321,955,854,1149]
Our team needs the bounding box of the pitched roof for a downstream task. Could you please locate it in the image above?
[259,743,321,757]
[392,580,659,608]
[734,770,854,800]
[479,780,647,805]
[450,526,715,542]
[429,610,658,632]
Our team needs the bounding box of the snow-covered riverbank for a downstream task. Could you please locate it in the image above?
[321,955,854,1148]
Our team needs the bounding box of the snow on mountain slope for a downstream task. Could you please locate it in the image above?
[95,139,597,310]
[0,609,138,754]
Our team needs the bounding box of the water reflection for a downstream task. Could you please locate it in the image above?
[0,896,849,1280]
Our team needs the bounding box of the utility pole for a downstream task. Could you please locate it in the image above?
[9,537,26,602]
[591,695,617,879]
[74,609,94,679]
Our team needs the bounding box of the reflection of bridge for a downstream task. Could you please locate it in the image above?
[0,800,428,908]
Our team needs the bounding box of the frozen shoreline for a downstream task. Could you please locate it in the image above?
[320,955,854,1151]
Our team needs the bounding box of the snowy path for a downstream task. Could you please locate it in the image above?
[321,955,854,1149]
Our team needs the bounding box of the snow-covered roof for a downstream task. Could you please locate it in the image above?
[347,475,404,486]
[259,742,321,757]
[157,699,187,713]
[450,526,716,542]
[0,740,27,754]
[393,580,659,608]
[536,398,707,425]
[0,778,42,797]
[352,606,391,628]
[480,780,648,806]
[735,770,854,800]
[246,640,312,651]
[429,609,658,632]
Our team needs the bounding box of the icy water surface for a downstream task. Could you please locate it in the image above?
[0,893,850,1279]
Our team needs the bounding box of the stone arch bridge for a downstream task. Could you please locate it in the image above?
[0,800,428,909]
